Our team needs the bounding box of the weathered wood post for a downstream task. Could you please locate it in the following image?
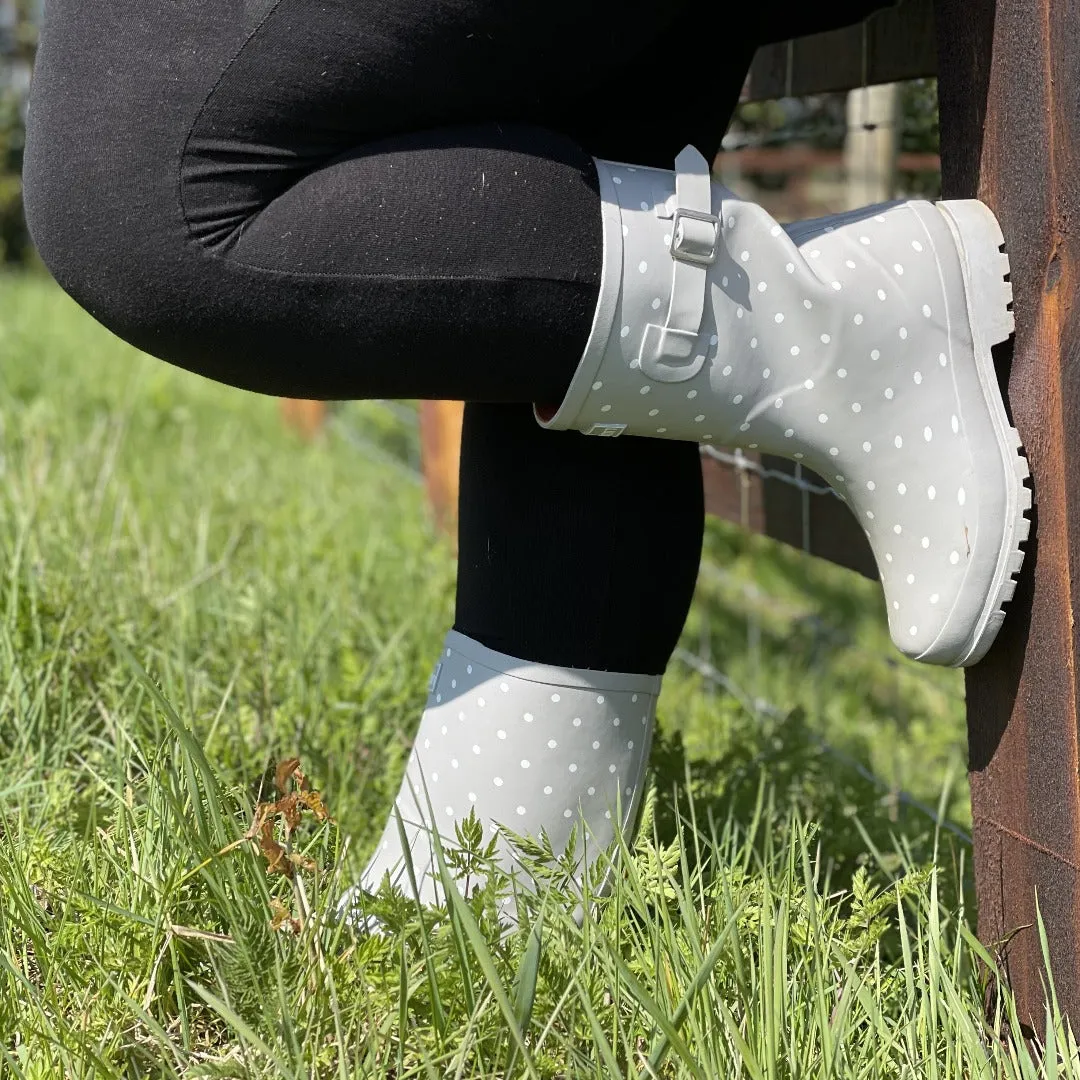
[936,0,1080,1031]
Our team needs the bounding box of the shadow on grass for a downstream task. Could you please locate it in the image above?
[646,703,974,944]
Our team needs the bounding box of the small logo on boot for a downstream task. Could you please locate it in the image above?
[428,663,443,694]
[585,423,627,437]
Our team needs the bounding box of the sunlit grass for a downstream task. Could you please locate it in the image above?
[0,274,1072,1076]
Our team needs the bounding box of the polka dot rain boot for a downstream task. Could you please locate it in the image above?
[538,146,1031,667]
[344,631,659,927]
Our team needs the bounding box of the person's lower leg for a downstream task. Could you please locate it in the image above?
[352,405,704,918]
[454,404,702,675]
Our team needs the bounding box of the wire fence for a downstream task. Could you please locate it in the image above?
[700,444,837,498]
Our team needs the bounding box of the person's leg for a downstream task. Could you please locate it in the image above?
[454,405,703,675]
[22,0,733,919]
[30,0,1007,922]
[23,0,750,404]
[24,0,887,402]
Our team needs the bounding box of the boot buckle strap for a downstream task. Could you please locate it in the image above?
[670,207,720,266]
[638,145,717,383]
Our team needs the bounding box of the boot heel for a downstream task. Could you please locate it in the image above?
[933,199,1031,666]
[938,199,1015,346]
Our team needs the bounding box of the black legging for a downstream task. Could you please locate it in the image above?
[23,0,891,674]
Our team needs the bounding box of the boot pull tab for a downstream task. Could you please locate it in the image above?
[637,145,719,384]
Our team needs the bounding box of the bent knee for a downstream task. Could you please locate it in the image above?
[19,13,282,388]
[23,125,213,359]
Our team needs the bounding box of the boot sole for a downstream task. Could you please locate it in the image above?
[920,200,1031,667]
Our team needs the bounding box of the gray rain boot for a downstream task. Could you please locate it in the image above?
[538,147,1031,667]
[344,631,658,927]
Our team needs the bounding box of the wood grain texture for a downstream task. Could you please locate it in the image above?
[701,451,765,529]
[936,0,1080,1032]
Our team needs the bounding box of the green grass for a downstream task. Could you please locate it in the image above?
[0,273,1074,1077]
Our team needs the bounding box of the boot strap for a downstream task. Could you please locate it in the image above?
[637,145,719,384]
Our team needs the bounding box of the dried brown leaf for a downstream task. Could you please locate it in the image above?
[269,898,302,934]
[257,817,293,878]
[276,793,303,836]
[289,851,317,873]
[275,757,303,794]
[245,802,272,842]
[297,789,333,823]
[246,759,334,877]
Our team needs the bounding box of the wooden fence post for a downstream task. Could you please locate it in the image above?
[936,0,1080,1032]
[279,399,328,441]
[419,400,465,539]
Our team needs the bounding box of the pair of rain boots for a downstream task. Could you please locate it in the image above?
[346,145,1030,927]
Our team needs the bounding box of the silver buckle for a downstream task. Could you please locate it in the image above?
[669,207,720,266]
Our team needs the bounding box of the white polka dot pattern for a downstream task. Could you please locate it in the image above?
[538,150,1030,666]
[357,631,659,919]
